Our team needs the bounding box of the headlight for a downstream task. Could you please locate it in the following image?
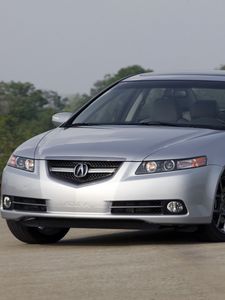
[136,156,207,174]
[7,155,35,172]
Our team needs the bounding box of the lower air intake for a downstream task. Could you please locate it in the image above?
[111,200,187,215]
[4,196,47,212]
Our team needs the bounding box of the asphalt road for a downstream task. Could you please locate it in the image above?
[1,219,225,300]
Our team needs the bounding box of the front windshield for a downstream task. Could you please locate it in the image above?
[70,80,225,130]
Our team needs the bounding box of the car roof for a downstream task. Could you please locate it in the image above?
[124,71,225,82]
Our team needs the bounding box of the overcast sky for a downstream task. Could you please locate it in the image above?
[1,0,225,95]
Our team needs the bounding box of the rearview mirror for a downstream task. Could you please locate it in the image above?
[52,112,72,126]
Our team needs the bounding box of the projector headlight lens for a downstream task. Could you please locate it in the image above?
[163,160,176,172]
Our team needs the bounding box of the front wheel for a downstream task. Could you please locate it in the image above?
[6,220,69,244]
[199,175,225,242]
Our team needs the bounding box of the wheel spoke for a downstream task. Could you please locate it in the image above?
[216,214,222,228]
[214,209,225,215]
[220,216,225,232]
[219,182,223,195]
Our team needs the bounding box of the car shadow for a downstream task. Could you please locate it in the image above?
[56,228,202,247]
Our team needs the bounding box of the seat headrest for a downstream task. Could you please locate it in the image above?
[190,101,218,119]
[152,97,178,122]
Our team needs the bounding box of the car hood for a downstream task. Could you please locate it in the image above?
[31,125,220,161]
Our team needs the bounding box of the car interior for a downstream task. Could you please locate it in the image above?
[133,88,225,126]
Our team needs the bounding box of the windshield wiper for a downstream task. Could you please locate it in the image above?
[65,123,106,127]
[67,122,180,127]
[138,121,187,127]
[139,121,225,130]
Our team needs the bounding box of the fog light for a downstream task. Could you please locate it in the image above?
[3,196,12,209]
[167,201,184,213]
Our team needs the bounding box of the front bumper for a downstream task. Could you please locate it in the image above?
[1,160,222,226]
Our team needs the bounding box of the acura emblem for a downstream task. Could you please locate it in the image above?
[74,163,89,178]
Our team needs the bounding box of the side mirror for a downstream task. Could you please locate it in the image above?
[52,112,72,127]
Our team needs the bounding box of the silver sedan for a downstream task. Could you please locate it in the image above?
[2,72,225,243]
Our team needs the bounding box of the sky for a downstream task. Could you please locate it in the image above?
[1,0,225,95]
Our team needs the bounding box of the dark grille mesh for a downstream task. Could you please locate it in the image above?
[13,197,47,212]
[48,160,123,184]
[111,200,163,215]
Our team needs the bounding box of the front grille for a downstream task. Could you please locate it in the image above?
[48,160,123,185]
[111,200,163,215]
[7,197,47,212]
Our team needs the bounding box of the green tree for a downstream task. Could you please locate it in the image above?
[0,81,67,178]
[65,93,90,112]
[0,116,13,174]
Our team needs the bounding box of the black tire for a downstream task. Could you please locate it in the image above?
[6,220,69,244]
[198,223,225,242]
[198,174,225,242]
